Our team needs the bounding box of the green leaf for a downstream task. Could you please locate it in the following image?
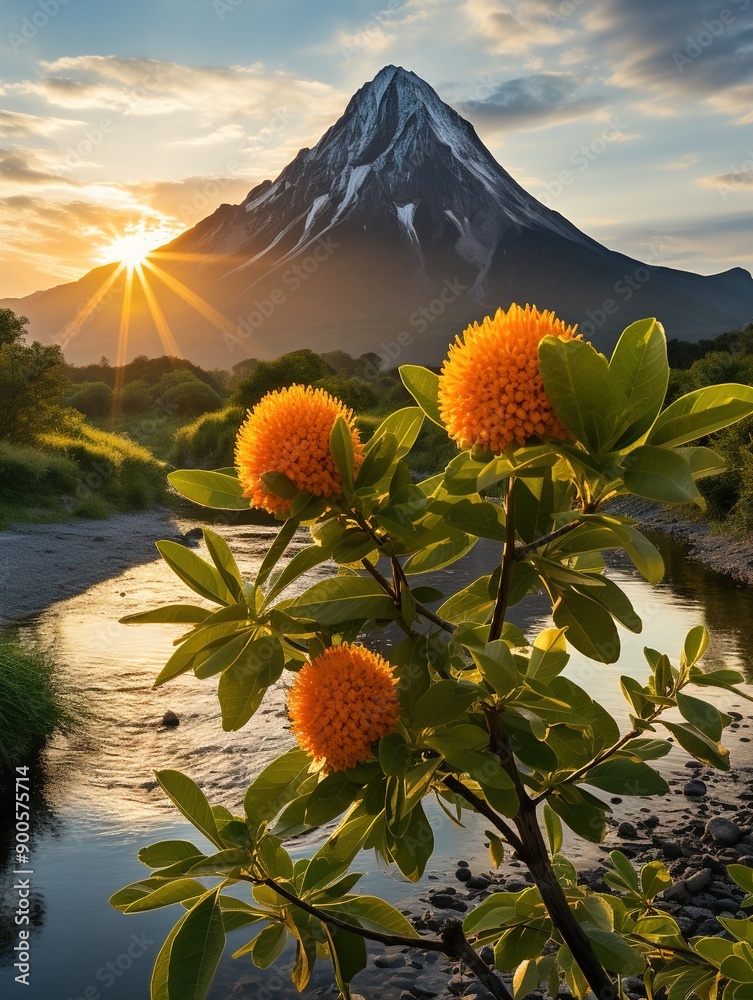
[608,318,669,449]
[676,692,730,743]
[414,680,481,729]
[138,841,204,869]
[403,530,477,574]
[155,771,221,848]
[399,365,444,427]
[539,336,614,452]
[364,407,424,461]
[323,895,419,938]
[167,469,249,510]
[250,923,287,969]
[552,590,621,664]
[193,629,256,680]
[550,785,609,843]
[330,415,355,490]
[429,497,507,540]
[647,383,753,448]
[156,540,234,606]
[585,758,668,796]
[572,574,642,633]
[124,878,206,913]
[437,574,494,624]
[584,927,644,976]
[255,517,299,591]
[543,803,563,855]
[165,890,225,1000]
[217,634,284,731]
[305,772,362,827]
[379,732,411,776]
[264,542,332,603]
[661,721,730,770]
[120,605,212,625]
[154,617,251,686]
[677,445,727,480]
[323,923,366,996]
[621,446,699,503]
[389,802,434,881]
[288,577,398,625]
[259,470,298,501]
[244,748,312,829]
[682,625,709,668]
[202,528,244,602]
[619,524,665,584]
[468,640,518,697]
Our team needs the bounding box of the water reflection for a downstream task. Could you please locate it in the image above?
[0,521,751,998]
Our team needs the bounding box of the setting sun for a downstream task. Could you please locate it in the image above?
[101,233,156,269]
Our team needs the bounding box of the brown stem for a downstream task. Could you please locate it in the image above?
[361,555,456,634]
[443,775,523,853]
[513,519,582,561]
[530,727,642,805]
[489,478,517,642]
[513,810,618,1000]
[442,919,514,1000]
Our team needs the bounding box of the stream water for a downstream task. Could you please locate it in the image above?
[1,520,751,1000]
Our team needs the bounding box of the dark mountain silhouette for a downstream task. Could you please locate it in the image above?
[4,65,752,367]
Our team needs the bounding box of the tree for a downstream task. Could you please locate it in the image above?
[114,314,753,1000]
[0,308,29,348]
[162,378,223,417]
[65,380,114,418]
[231,349,333,409]
[0,313,66,443]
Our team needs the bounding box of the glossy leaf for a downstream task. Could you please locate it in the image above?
[167,469,249,510]
[399,365,444,426]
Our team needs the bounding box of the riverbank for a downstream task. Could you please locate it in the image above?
[618,498,753,587]
[0,507,186,625]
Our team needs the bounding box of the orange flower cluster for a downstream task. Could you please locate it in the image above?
[438,303,579,454]
[234,384,364,514]
[288,644,399,773]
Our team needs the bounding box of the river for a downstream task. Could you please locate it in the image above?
[1,519,751,1000]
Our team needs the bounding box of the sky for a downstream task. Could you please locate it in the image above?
[0,0,752,298]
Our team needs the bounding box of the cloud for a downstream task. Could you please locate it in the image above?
[125,175,253,227]
[582,0,753,120]
[168,123,247,147]
[0,109,85,138]
[462,72,605,128]
[661,153,700,170]
[0,147,78,189]
[464,0,565,54]
[14,55,346,130]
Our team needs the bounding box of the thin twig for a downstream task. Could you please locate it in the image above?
[489,478,517,642]
[443,775,523,853]
[514,519,582,561]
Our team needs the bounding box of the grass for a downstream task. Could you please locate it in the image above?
[0,641,75,784]
[91,413,187,462]
[0,414,167,529]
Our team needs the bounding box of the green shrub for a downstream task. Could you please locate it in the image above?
[314,374,377,411]
[0,641,74,779]
[161,378,223,418]
[120,379,153,414]
[231,349,333,409]
[65,380,114,417]
[171,406,244,469]
[0,442,79,503]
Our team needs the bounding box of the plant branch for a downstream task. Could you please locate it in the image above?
[489,478,517,642]
[443,775,523,853]
[513,519,582,561]
[239,874,513,1000]
[361,555,456,634]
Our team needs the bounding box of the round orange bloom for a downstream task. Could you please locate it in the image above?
[288,644,399,773]
[234,384,364,514]
[438,303,580,454]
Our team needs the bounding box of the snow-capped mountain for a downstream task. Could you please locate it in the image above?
[5,65,752,366]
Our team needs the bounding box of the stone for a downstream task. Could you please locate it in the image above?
[684,779,706,797]
[480,945,494,966]
[618,822,638,839]
[161,710,180,727]
[455,868,472,882]
[374,953,405,969]
[684,869,712,895]
[706,817,741,846]
[431,893,467,912]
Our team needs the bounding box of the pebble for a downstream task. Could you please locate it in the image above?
[161,710,180,727]
[618,821,638,839]
[705,817,741,846]
[684,779,707,797]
